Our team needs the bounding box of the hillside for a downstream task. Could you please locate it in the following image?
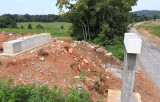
[134,10,160,16]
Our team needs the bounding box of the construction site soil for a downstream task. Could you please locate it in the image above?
[0,32,159,102]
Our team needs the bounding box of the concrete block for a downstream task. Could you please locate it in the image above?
[124,33,142,54]
[3,39,22,54]
[3,33,51,54]
[107,89,141,102]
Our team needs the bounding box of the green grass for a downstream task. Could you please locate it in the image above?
[136,21,160,38]
[0,22,72,37]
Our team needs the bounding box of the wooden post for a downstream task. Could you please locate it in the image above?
[121,33,142,102]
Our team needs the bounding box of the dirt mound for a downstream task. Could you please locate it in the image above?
[0,33,159,101]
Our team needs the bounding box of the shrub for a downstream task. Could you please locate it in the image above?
[21,26,24,29]
[0,78,92,102]
[65,88,92,102]
[61,25,64,29]
[28,24,32,29]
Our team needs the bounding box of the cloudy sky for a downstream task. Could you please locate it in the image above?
[0,0,159,15]
[132,0,160,11]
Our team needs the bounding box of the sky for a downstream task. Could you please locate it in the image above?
[0,0,62,15]
[132,0,160,11]
[0,0,160,15]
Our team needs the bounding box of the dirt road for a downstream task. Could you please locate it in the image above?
[130,28,160,93]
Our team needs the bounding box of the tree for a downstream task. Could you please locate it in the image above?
[56,0,138,42]
[56,0,138,59]
[61,25,64,29]
[0,16,17,28]
[28,24,32,29]
[153,14,159,21]
[21,26,24,29]
[36,24,44,33]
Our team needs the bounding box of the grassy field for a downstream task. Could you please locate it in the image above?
[0,22,72,37]
[136,21,160,38]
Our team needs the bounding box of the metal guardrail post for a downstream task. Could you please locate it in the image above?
[121,33,142,102]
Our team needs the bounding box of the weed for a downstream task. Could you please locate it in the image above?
[46,72,57,78]
[121,66,123,70]
[98,94,104,102]
[94,71,99,77]
[82,51,87,55]
[0,78,92,102]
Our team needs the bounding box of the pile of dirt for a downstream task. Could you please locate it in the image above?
[0,33,159,101]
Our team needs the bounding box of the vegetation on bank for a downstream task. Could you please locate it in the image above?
[0,78,92,102]
[136,21,160,38]
[0,22,72,37]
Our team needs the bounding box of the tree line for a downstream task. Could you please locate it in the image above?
[0,14,66,28]
[129,12,160,23]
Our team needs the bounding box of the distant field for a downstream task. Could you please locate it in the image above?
[136,21,160,38]
[0,22,72,37]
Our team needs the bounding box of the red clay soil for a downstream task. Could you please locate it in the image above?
[0,32,159,102]
[138,28,160,47]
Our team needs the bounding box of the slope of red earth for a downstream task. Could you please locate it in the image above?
[0,32,159,102]
[138,28,160,47]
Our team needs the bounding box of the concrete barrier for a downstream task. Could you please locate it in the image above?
[3,33,51,54]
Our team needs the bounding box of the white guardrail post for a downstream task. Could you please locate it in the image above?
[121,33,142,102]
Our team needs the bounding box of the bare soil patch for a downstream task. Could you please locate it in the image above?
[138,28,160,47]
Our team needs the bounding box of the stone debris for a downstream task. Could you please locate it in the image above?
[83,59,89,64]
[39,57,45,61]
[30,49,35,53]
[74,76,80,79]
[106,52,112,56]
[106,68,122,79]
[68,48,73,54]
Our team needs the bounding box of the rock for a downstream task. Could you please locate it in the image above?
[90,46,95,49]
[83,59,89,64]
[30,49,35,53]
[74,76,80,79]
[106,76,109,79]
[39,57,45,61]
[9,33,13,35]
[100,64,106,68]
[51,45,55,47]
[37,49,49,56]
[106,52,112,56]
[96,48,103,52]
[68,48,73,53]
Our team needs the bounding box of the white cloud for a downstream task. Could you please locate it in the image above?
[23,8,29,13]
